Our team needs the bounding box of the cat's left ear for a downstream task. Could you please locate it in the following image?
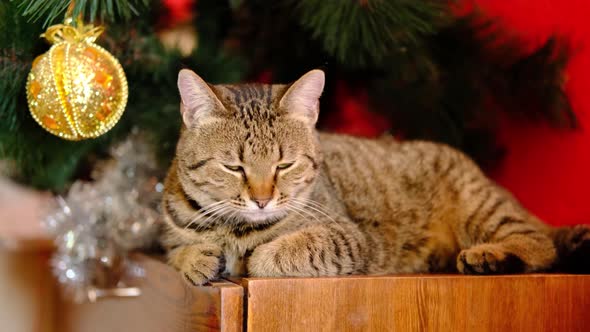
[177,69,225,128]
[279,69,325,126]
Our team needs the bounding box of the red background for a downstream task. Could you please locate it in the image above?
[329,1,590,227]
[459,0,590,226]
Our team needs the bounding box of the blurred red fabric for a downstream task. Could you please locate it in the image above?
[328,1,590,226]
[473,0,590,226]
[164,0,589,226]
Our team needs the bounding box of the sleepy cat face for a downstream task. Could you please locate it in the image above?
[175,69,324,223]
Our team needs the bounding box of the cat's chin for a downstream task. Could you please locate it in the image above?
[238,209,287,223]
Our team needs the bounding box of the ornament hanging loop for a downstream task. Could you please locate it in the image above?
[41,1,103,45]
[41,19,104,44]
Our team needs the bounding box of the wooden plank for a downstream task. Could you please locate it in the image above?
[0,250,57,332]
[243,274,590,332]
[59,254,243,332]
[212,280,244,332]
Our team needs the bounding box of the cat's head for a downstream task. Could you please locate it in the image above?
[175,69,324,223]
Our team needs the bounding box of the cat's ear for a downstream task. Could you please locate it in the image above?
[177,69,224,127]
[279,69,325,126]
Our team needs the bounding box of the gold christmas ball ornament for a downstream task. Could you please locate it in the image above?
[26,20,128,140]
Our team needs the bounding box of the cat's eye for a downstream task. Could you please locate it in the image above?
[277,162,294,170]
[223,165,243,172]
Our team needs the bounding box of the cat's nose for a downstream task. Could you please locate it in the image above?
[252,198,271,209]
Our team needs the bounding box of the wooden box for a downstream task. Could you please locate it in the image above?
[5,253,590,332]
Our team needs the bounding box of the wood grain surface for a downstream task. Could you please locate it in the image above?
[0,250,57,332]
[58,254,243,332]
[242,274,590,332]
[53,254,590,332]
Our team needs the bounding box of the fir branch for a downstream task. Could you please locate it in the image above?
[293,0,449,68]
[12,0,150,26]
[370,14,573,169]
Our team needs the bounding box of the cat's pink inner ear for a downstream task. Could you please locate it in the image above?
[177,69,220,127]
[280,69,325,125]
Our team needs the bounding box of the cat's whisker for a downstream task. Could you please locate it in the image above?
[184,199,227,221]
[184,202,228,230]
[290,198,339,224]
[219,203,247,225]
[289,198,346,233]
[227,209,241,224]
[294,199,339,222]
[220,209,241,225]
[285,205,318,225]
[198,207,230,229]
[184,209,212,230]
[289,196,330,212]
[293,197,335,214]
[184,200,229,230]
[226,201,252,224]
[285,205,309,222]
[204,205,235,225]
[285,202,323,225]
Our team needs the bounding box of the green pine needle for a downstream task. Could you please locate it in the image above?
[294,0,448,68]
[11,0,150,26]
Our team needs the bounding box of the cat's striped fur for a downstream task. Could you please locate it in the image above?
[161,69,589,285]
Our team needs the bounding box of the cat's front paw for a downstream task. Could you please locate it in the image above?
[247,232,322,277]
[247,241,288,277]
[457,244,524,274]
[168,244,224,285]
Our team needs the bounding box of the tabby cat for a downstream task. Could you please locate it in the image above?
[161,69,589,285]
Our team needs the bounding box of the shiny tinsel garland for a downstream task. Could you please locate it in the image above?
[44,132,163,302]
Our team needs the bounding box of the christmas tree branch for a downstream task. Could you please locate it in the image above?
[294,0,448,68]
[12,0,150,26]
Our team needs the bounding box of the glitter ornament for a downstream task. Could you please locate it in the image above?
[26,18,128,140]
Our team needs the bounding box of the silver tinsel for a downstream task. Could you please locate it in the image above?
[44,132,163,303]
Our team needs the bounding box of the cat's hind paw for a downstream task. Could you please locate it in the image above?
[554,225,590,273]
[457,244,524,274]
[168,244,224,285]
